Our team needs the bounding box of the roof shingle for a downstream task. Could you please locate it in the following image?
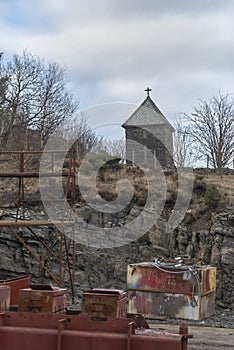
[122,96,175,131]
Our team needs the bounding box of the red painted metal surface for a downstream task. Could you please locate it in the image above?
[82,288,127,319]
[128,290,216,320]
[127,263,216,295]
[0,275,31,305]
[0,286,10,310]
[0,311,191,350]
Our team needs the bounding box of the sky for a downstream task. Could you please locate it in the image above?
[1,0,234,132]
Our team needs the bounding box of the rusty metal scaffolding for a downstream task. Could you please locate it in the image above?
[0,149,77,302]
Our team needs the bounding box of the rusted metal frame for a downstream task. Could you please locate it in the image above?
[0,312,191,350]
[15,176,22,221]
[0,172,71,178]
[9,227,60,285]
[59,230,63,288]
[26,226,70,274]
[57,319,66,350]
[16,152,24,221]
[60,148,76,300]
[127,321,134,350]
[16,152,25,220]
[71,222,76,303]
[0,149,77,299]
[60,157,71,287]
[71,149,76,304]
[62,234,74,298]
[0,312,4,326]
[0,150,70,155]
[0,220,72,227]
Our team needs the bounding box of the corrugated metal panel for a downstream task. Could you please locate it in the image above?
[128,290,216,320]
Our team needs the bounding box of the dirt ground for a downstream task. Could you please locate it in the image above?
[152,324,234,349]
[188,326,234,349]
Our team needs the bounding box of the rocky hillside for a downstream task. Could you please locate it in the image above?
[0,160,233,310]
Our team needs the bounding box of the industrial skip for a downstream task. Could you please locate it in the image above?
[0,285,193,350]
[127,260,216,320]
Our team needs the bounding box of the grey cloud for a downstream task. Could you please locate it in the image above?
[1,0,234,122]
[110,0,234,17]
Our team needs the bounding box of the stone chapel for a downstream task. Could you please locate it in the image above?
[122,88,175,168]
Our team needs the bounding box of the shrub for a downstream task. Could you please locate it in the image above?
[204,186,220,208]
[195,174,204,181]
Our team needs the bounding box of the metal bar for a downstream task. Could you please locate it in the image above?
[0,220,72,227]
[9,228,60,285]
[56,319,66,350]
[71,149,76,303]
[15,176,21,221]
[71,222,75,303]
[0,172,71,178]
[59,230,63,287]
[127,322,134,350]
[27,227,69,274]
[62,235,73,292]
[0,150,71,155]
[0,148,77,302]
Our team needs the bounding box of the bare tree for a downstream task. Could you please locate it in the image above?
[184,93,234,170]
[55,114,103,158]
[0,50,78,149]
[103,137,125,160]
[173,118,193,169]
[0,52,8,136]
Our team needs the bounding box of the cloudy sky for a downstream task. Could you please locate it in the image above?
[1,0,234,129]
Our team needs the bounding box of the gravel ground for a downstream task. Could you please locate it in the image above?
[67,296,234,329]
[149,307,234,329]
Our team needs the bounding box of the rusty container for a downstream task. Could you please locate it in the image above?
[128,290,216,320]
[127,262,216,320]
[127,263,216,295]
[0,275,31,306]
[0,285,10,311]
[81,288,127,319]
[18,284,66,314]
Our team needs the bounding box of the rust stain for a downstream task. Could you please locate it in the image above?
[127,262,216,320]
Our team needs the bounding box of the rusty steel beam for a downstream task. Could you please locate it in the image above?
[0,220,72,226]
[0,149,77,301]
[27,227,70,274]
[0,150,71,155]
[9,228,60,285]
[0,172,72,177]
[0,312,191,350]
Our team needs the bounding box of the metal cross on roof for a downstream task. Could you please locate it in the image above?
[145,87,152,97]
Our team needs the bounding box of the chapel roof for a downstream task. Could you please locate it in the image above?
[122,88,175,131]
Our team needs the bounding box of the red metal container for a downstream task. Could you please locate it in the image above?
[18,284,66,314]
[127,263,216,295]
[0,275,31,305]
[127,262,216,320]
[0,286,10,311]
[82,288,127,319]
[128,290,216,320]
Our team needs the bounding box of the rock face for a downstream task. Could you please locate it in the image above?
[0,208,233,309]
